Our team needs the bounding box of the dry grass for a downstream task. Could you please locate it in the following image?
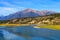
[37,24,60,30]
[0,24,60,30]
[0,24,30,27]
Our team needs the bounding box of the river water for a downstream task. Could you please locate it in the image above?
[0,25,60,40]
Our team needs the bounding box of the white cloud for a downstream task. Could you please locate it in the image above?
[0,1,20,7]
[0,1,26,16]
[0,7,25,16]
[13,1,34,6]
[0,7,15,16]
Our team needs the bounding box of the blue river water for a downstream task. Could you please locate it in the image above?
[0,25,60,40]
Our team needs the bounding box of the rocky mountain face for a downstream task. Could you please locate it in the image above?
[0,8,56,20]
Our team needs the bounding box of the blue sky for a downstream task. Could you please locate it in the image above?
[0,0,60,16]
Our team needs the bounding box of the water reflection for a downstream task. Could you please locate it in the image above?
[0,30,5,40]
[0,26,60,40]
[3,30,25,40]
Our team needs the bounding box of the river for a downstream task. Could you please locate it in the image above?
[0,25,60,40]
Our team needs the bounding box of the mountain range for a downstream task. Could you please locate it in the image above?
[0,8,57,20]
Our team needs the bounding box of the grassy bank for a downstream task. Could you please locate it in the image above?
[0,24,30,27]
[0,24,60,30]
[37,24,60,30]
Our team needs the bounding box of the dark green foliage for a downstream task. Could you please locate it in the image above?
[0,20,9,24]
[50,13,60,17]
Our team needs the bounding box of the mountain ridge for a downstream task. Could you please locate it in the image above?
[0,8,57,20]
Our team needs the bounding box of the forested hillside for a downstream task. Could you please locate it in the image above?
[0,13,60,25]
